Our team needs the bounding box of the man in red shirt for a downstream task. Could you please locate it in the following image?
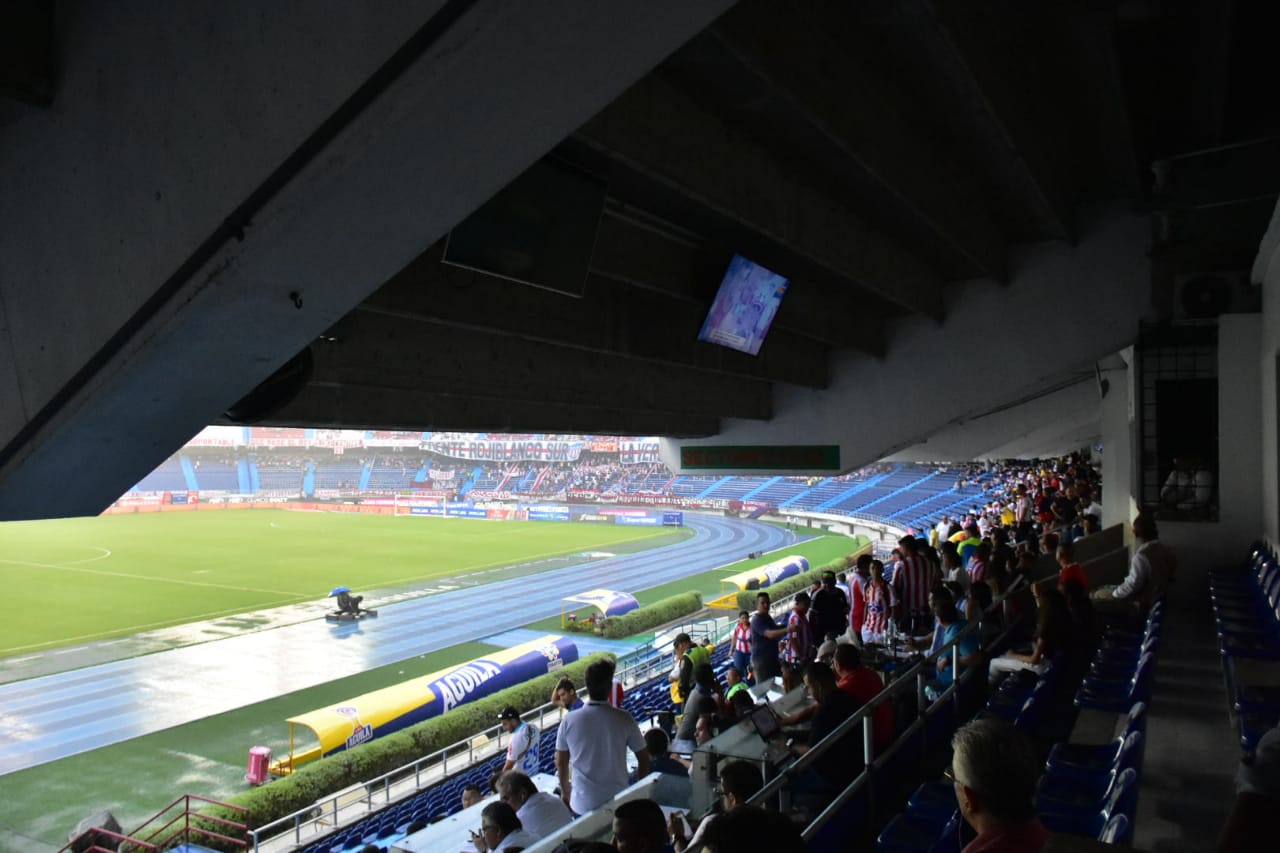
[1055,540,1088,590]
[832,643,893,753]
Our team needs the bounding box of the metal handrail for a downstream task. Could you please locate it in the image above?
[744,576,1030,827]
[248,697,569,849]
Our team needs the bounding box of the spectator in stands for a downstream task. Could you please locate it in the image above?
[1081,514,1102,537]
[462,784,484,809]
[499,706,540,774]
[811,571,849,643]
[699,806,805,853]
[816,632,839,664]
[846,553,872,645]
[672,663,720,754]
[1055,540,1088,590]
[1218,723,1280,852]
[925,590,980,697]
[989,527,1015,575]
[1061,579,1100,654]
[670,633,710,709]
[832,643,893,753]
[781,592,817,691]
[967,542,991,584]
[724,666,749,705]
[987,586,1071,685]
[750,592,789,683]
[497,770,574,838]
[470,801,537,853]
[861,559,891,644]
[1092,513,1175,622]
[550,677,584,713]
[602,657,626,709]
[643,727,689,776]
[789,661,861,795]
[608,799,669,853]
[949,719,1047,852]
[730,611,753,684]
[966,581,1002,647]
[941,542,967,589]
[893,535,940,634]
[957,524,983,565]
[555,660,651,815]
[669,759,764,853]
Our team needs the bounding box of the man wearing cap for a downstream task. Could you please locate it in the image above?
[499,706,540,775]
[670,633,710,709]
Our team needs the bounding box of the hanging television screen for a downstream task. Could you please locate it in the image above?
[697,255,790,355]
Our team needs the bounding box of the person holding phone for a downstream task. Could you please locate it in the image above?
[468,801,536,853]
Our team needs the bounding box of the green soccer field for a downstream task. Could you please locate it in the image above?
[0,510,675,657]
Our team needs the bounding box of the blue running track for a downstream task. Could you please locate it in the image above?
[0,514,801,775]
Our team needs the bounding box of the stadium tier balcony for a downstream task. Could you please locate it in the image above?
[313,462,365,489]
[666,476,721,497]
[192,462,239,491]
[129,458,188,492]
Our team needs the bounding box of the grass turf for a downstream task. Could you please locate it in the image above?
[0,510,674,657]
[0,641,500,849]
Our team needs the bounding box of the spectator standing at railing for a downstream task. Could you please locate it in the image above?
[846,554,872,645]
[750,592,789,683]
[781,592,817,691]
[811,571,849,643]
[893,536,940,634]
[861,559,891,644]
[730,611,753,683]
[555,660,651,816]
[499,706,541,774]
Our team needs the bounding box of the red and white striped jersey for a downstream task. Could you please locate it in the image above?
[893,554,935,615]
[782,608,815,664]
[732,622,752,654]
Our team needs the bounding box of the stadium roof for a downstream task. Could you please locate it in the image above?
[1,1,1277,517]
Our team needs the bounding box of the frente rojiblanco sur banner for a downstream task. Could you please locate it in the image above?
[419,440,587,462]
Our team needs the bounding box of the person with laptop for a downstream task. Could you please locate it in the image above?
[788,662,860,796]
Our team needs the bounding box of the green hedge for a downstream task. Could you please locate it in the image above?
[601,591,702,639]
[192,652,612,847]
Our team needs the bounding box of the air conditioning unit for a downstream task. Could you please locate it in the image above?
[1172,272,1259,323]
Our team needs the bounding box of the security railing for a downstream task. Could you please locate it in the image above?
[743,576,1030,841]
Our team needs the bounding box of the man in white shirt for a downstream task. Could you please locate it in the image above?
[1092,513,1175,620]
[555,660,652,815]
[496,770,574,838]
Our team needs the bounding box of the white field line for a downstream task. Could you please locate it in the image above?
[0,595,313,655]
[61,547,113,565]
[0,556,300,597]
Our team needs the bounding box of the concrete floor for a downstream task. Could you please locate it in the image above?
[1132,591,1240,851]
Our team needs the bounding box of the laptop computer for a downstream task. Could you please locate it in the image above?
[748,703,783,742]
